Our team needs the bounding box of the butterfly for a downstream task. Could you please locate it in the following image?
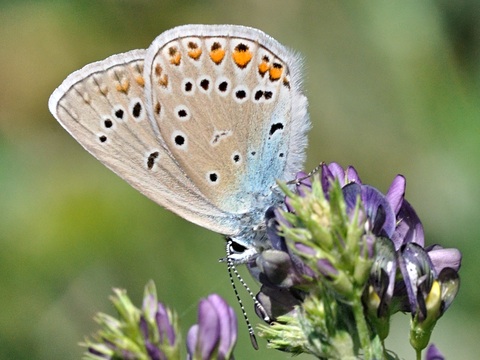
[48,24,310,263]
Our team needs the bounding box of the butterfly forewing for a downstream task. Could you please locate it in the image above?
[49,50,238,236]
[144,25,307,214]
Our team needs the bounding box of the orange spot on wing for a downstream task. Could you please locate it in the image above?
[154,64,168,87]
[210,42,225,64]
[188,48,202,60]
[158,74,168,88]
[187,41,202,60]
[269,63,283,81]
[210,49,225,64]
[258,61,269,76]
[232,44,252,68]
[116,79,130,93]
[170,52,181,66]
[135,75,145,87]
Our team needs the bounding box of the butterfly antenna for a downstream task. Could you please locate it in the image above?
[271,162,324,192]
[226,258,259,350]
[306,162,323,177]
[285,161,324,185]
[224,241,272,350]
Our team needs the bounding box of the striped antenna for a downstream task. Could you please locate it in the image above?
[223,240,272,349]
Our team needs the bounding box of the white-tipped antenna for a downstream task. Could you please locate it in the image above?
[286,162,323,185]
[271,162,322,193]
[223,240,271,350]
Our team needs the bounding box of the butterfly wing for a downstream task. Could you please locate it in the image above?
[144,25,310,215]
[48,49,240,236]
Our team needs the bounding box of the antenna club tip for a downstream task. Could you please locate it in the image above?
[250,332,259,350]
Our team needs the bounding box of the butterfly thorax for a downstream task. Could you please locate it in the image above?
[226,188,285,263]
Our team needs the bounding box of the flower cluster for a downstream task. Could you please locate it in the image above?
[83,281,237,360]
[82,162,461,360]
[250,163,461,359]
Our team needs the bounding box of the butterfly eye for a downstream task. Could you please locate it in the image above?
[229,240,248,255]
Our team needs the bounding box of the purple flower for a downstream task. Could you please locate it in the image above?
[139,301,177,360]
[426,244,462,273]
[398,243,460,322]
[323,163,408,241]
[84,282,180,360]
[398,242,437,322]
[366,236,397,319]
[321,162,361,191]
[402,243,461,321]
[323,163,424,248]
[425,343,445,360]
[250,248,306,319]
[285,171,312,212]
[343,182,396,238]
[187,294,237,360]
[248,206,312,319]
[254,162,462,326]
[321,163,462,319]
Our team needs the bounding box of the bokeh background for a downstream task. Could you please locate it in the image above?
[1,1,479,359]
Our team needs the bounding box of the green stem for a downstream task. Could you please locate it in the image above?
[351,292,372,360]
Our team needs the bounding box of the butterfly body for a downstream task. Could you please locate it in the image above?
[49,25,309,263]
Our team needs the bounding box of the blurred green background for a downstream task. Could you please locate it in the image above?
[1,1,479,359]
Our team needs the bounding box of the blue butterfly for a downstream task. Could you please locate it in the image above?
[49,25,310,263]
